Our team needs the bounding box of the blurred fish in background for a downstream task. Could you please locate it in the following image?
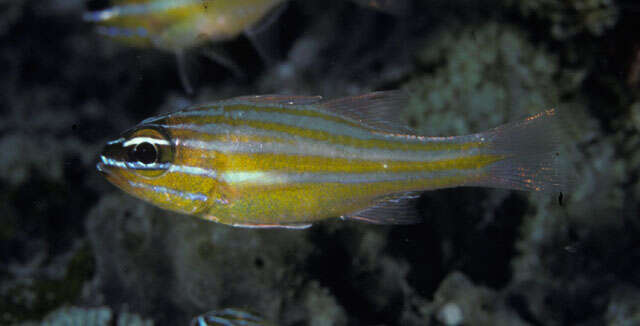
[83,0,407,94]
[83,0,288,93]
[83,0,286,50]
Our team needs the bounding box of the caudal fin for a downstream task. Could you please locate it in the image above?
[473,109,572,193]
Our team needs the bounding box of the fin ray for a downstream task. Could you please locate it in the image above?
[470,109,574,193]
[345,192,422,225]
[319,90,414,134]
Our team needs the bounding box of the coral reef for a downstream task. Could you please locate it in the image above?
[85,193,313,323]
[405,22,563,136]
[422,272,526,326]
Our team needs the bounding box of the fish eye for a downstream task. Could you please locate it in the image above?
[128,141,158,165]
[123,128,173,178]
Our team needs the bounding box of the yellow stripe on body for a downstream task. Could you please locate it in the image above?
[220,153,507,174]
[171,128,297,149]
[204,174,481,224]
[169,125,503,174]
[195,103,378,131]
[166,115,486,152]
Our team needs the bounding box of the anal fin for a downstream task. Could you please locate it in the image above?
[345,192,423,225]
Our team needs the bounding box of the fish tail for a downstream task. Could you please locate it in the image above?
[470,109,573,193]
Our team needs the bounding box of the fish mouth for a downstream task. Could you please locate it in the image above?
[97,139,126,178]
[96,161,106,175]
[96,160,130,193]
[96,160,117,184]
[96,156,124,185]
[96,154,114,176]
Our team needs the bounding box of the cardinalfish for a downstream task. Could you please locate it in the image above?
[97,91,568,229]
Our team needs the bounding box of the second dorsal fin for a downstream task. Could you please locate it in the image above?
[318,90,414,134]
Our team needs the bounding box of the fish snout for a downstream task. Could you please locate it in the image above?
[97,138,129,175]
[96,161,107,175]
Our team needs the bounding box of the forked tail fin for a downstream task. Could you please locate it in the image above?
[472,109,572,193]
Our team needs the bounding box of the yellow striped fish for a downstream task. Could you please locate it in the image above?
[97,91,568,229]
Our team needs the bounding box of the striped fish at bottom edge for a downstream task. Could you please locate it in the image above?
[190,308,274,326]
[96,90,570,229]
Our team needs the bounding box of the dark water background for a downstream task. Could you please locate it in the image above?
[2,0,640,325]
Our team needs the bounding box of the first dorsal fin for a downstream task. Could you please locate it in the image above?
[344,192,423,225]
[231,94,324,105]
[318,90,414,134]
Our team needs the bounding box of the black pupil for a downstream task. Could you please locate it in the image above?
[130,142,157,164]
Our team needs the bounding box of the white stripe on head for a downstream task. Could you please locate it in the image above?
[123,136,170,147]
[106,137,126,145]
